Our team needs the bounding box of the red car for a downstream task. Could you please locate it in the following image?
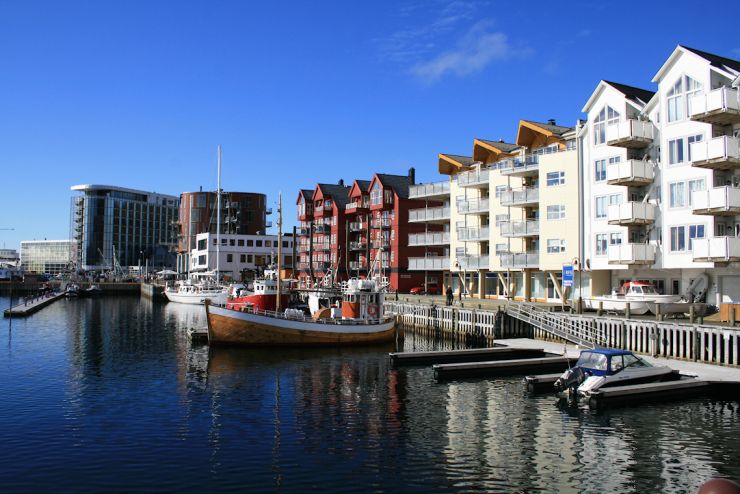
[410,285,440,295]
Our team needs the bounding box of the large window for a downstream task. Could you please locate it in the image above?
[547,239,566,254]
[670,224,705,252]
[594,159,607,182]
[667,75,702,123]
[669,182,687,208]
[687,134,704,161]
[595,234,608,255]
[370,183,382,205]
[547,205,566,220]
[595,194,622,219]
[593,105,620,145]
[546,171,565,186]
[688,178,706,206]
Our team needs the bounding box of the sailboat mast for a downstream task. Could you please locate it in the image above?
[216,145,221,283]
[276,192,283,312]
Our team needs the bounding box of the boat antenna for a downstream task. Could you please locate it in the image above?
[276,192,283,312]
[216,144,221,285]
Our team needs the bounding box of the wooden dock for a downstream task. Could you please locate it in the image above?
[586,379,715,410]
[389,347,547,367]
[433,356,578,382]
[3,292,66,317]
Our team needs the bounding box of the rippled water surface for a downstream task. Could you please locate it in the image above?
[0,295,738,493]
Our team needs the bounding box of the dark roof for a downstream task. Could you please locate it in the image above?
[375,173,412,199]
[440,154,477,167]
[316,183,351,207]
[523,120,573,136]
[680,45,740,73]
[300,189,313,199]
[354,180,371,193]
[476,139,519,153]
[603,80,655,105]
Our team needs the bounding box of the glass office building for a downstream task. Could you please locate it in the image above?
[20,240,75,275]
[70,185,179,271]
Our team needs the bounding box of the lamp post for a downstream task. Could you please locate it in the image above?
[573,257,583,314]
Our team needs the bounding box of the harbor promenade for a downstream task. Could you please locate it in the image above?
[3,291,65,317]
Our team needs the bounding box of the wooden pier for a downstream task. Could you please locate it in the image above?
[433,355,578,382]
[389,347,546,367]
[4,292,66,317]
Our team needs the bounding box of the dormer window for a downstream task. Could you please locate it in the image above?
[370,183,382,206]
[667,75,702,122]
[593,105,620,145]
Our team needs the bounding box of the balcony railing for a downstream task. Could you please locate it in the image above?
[690,136,740,171]
[607,202,655,226]
[297,227,310,236]
[349,261,367,270]
[371,239,390,249]
[345,200,369,211]
[371,218,392,228]
[693,236,740,262]
[499,186,539,206]
[296,262,310,271]
[457,168,489,187]
[456,197,490,215]
[349,241,367,251]
[607,243,656,265]
[690,86,740,125]
[408,231,450,246]
[315,244,331,252]
[408,206,451,223]
[499,155,539,177]
[499,252,539,269]
[408,257,450,271]
[606,119,654,148]
[457,227,489,242]
[409,181,450,199]
[606,160,654,187]
[499,220,539,237]
[313,262,331,271]
[457,255,490,270]
[691,186,740,216]
[349,222,366,232]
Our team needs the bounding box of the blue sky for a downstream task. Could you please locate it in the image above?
[1,0,738,250]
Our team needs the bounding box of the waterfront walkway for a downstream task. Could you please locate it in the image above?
[3,291,66,317]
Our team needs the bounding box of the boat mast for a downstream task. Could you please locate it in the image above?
[276,192,283,312]
[216,145,221,284]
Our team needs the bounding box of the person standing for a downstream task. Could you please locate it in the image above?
[445,286,453,306]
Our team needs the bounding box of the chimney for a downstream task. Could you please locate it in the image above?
[408,167,415,185]
[547,118,556,125]
[199,185,202,192]
[338,179,344,186]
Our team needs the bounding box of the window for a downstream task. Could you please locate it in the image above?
[197,239,206,250]
[594,160,607,182]
[595,234,608,255]
[547,239,566,254]
[384,189,393,204]
[608,156,621,166]
[689,224,705,250]
[238,239,244,247]
[256,240,262,247]
[669,182,686,208]
[247,254,253,263]
[667,75,702,123]
[265,240,271,248]
[687,134,703,161]
[547,205,566,220]
[595,196,607,219]
[221,238,227,245]
[495,185,507,198]
[226,254,233,263]
[668,138,685,165]
[212,238,217,245]
[229,239,235,246]
[688,178,705,206]
[609,232,623,246]
[247,239,253,247]
[282,241,289,248]
[546,171,565,186]
[240,254,246,263]
[670,226,686,251]
[593,105,620,145]
[198,255,206,265]
[495,243,507,254]
[370,182,382,205]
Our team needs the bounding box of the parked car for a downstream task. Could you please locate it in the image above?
[410,285,440,295]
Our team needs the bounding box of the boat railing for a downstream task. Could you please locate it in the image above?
[217,303,393,325]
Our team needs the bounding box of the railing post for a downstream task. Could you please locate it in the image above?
[731,307,736,327]
[597,301,603,317]
[689,304,695,324]
[655,304,661,322]
[625,302,631,320]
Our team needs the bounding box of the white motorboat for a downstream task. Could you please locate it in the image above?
[165,281,228,305]
[584,281,680,315]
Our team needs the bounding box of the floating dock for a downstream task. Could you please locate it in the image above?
[433,355,578,382]
[389,347,547,367]
[524,373,563,393]
[189,327,209,344]
[586,379,716,410]
[3,292,66,318]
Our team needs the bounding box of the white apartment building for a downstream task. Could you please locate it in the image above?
[581,45,740,303]
[189,232,294,281]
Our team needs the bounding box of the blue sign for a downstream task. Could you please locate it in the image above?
[562,264,574,287]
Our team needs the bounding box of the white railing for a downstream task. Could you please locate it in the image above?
[457,227,490,242]
[409,181,450,198]
[691,186,740,213]
[457,255,490,270]
[606,119,655,144]
[456,197,490,214]
[408,257,450,270]
[408,206,451,222]
[690,136,740,164]
[607,243,656,264]
[499,252,539,268]
[690,86,740,117]
[408,231,450,246]
[499,155,539,175]
[349,241,367,250]
[606,159,654,184]
[607,201,655,224]
[499,186,539,206]
[345,201,368,210]
[500,220,539,237]
[457,168,489,187]
[693,236,740,261]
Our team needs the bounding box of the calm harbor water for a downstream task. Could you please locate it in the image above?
[1,295,739,493]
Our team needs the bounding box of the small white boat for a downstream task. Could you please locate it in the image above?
[165,281,228,305]
[584,281,680,315]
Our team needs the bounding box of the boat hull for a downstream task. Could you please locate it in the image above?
[165,290,227,305]
[206,304,396,347]
[584,297,650,315]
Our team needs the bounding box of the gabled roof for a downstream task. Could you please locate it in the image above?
[315,183,351,207]
[374,173,413,199]
[475,139,519,153]
[653,45,740,82]
[516,120,574,148]
[296,188,313,204]
[438,153,477,175]
[348,179,371,197]
[582,80,655,113]
[521,120,573,136]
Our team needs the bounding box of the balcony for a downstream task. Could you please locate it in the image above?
[691,186,740,216]
[457,227,489,242]
[297,227,310,236]
[457,197,490,215]
[693,236,740,262]
[409,181,450,199]
[349,241,367,251]
[606,120,654,148]
[607,243,656,265]
[349,222,366,232]
[409,231,450,246]
[690,136,740,171]
[457,168,489,188]
[690,87,740,125]
[265,207,273,215]
[296,262,310,271]
[349,261,367,271]
[371,239,390,249]
[265,221,273,228]
[408,206,451,223]
[499,220,539,238]
[315,244,331,252]
[371,218,392,229]
[607,202,655,226]
[606,160,654,187]
[345,201,369,213]
[499,155,539,177]
[499,252,539,269]
[499,186,539,207]
[457,255,490,270]
[313,224,330,234]
[408,257,450,271]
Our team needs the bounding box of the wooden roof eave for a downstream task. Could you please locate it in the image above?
[438,154,470,175]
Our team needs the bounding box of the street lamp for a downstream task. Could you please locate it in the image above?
[573,257,583,314]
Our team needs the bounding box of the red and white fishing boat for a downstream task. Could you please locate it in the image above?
[225,268,289,313]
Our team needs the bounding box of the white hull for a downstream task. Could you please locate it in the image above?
[165,289,227,305]
[585,294,681,315]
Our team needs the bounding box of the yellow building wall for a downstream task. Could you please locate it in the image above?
[538,149,579,272]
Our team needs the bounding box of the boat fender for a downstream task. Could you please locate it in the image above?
[367,304,378,317]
